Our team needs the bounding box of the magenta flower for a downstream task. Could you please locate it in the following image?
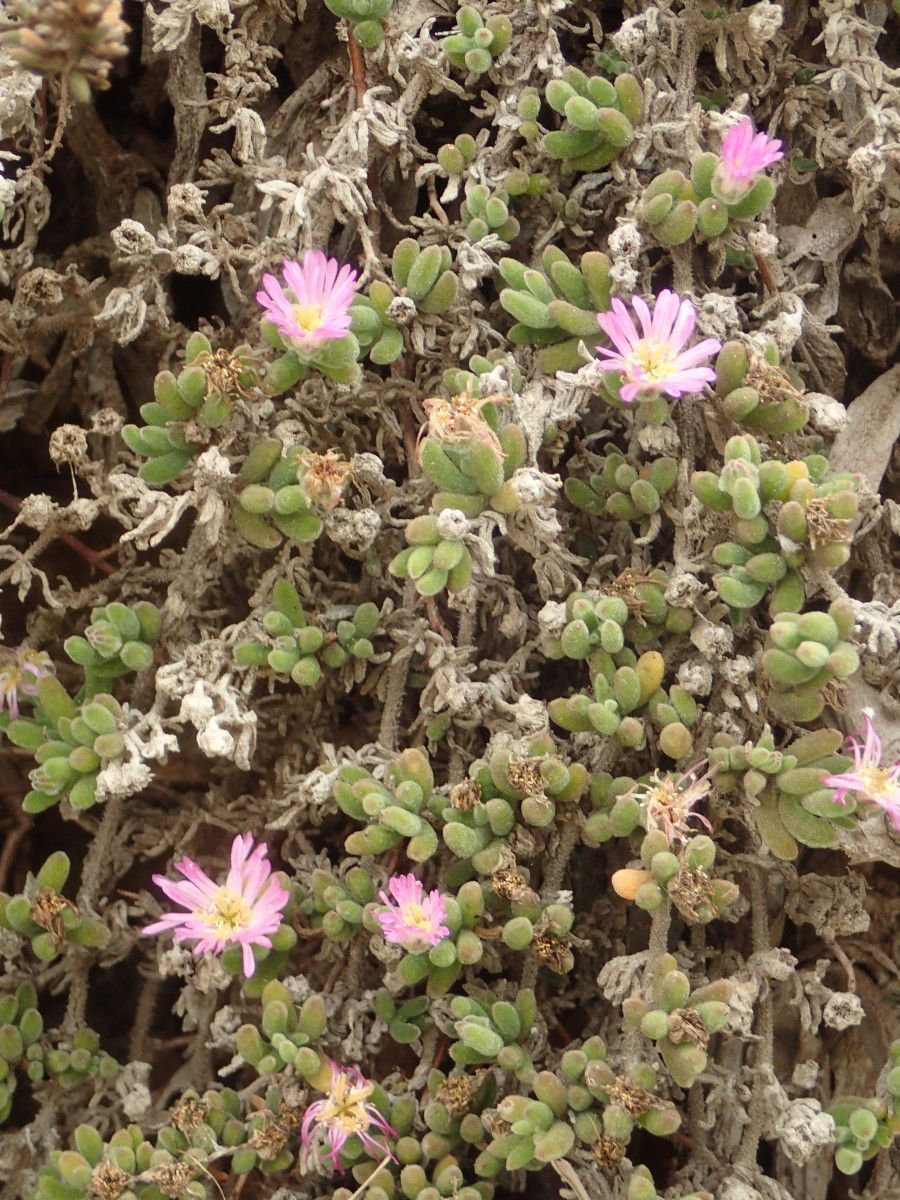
[300,1062,395,1172]
[824,710,900,830]
[376,873,449,952]
[595,290,721,405]
[256,251,358,356]
[0,645,53,720]
[632,762,715,845]
[143,833,290,977]
[714,118,784,203]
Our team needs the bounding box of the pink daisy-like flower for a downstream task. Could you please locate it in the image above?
[256,251,358,356]
[631,761,716,845]
[143,833,290,977]
[595,290,722,405]
[0,644,53,720]
[824,710,900,830]
[300,1061,395,1172]
[714,118,784,202]
[376,873,449,952]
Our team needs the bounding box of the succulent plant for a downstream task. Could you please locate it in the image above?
[542,68,644,173]
[565,452,678,522]
[389,514,474,597]
[693,436,860,615]
[436,133,477,178]
[623,954,732,1088]
[234,982,328,1080]
[334,749,443,861]
[460,182,519,243]
[714,341,809,436]
[497,245,612,373]
[710,727,855,858]
[445,989,536,1079]
[762,602,860,724]
[324,0,393,49]
[440,736,587,875]
[640,139,779,246]
[373,990,434,1045]
[0,851,108,962]
[298,865,375,944]
[392,239,460,317]
[543,585,692,666]
[4,678,126,813]
[828,1040,900,1174]
[231,439,325,550]
[418,401,527,517]
[0,983,43,1121]
[549,648,700,759]
[235,580,379,686]
[442,7,512,75]
[64,601,161,694]
[442,351,523,397]
[122,333,257,485]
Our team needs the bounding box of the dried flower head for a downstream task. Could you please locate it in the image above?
[506,757,545,798]
[605,1077,655,1118]
[714,117,784,202]
[299,448,354,512]
[419,392,505,454]
[30,887,70,949]
[592,1133,626,1169]
[436,1071,485,1117]
[531,926,574,974]
[148,1162,194,1198]
[88,1160,128,1200]
[376,873,449,951]
[596,291,721,405]
[450,778,481,810]
[143,833,290,977]
[299,1062,395,1172]
[0,644,53,720]
[824,710,900,829]
[256,253,358,356]
[169,1094,209,1136]
[6,0,128,96]
[667,1008,710,1050]
[630,762,715,844]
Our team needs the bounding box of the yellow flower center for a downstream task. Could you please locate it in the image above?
[401,902,432,930]
[319,1073,374,1134]
[292,303,324,333]
[629,341,677,383]
[859,765,892,800]
[200,887,252,937]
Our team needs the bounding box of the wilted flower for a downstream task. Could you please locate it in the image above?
[824,710,900,829]
[299,448,354,512]
[300,1062,395,1171]
[714,118,784,202]
[143,833,290,977]
[256,252,358,356]
[376,873,449,951]
[0,644,53,720]
[419,392,506,454]
[631,762,715,844]
[595,291,721,405]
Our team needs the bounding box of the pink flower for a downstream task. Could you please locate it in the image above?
[595,290,721,405]
[143,833,290,977]
[0,645,53,720]
[714,118,783,202]
[632,762,715,844]
[300,1062,395,1172]
[824,710,900,830]
[256,252,358,356]
[376,873,449,952]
